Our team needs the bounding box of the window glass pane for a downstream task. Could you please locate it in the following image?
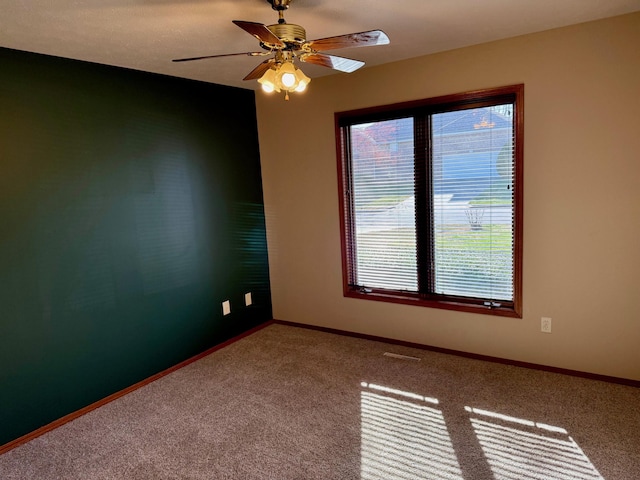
[350,118,417,290]
[431,105,514,301]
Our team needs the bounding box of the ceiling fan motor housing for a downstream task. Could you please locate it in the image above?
[267,23,306,45]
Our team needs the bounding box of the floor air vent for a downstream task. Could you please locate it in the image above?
[383,352,421,361]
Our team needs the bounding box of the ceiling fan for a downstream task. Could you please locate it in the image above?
[172,0,390,99]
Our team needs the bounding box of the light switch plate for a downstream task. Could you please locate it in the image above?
[245,292,252,306]
[222,300,231,316]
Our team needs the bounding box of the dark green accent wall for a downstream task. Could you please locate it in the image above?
[0,48,272,446]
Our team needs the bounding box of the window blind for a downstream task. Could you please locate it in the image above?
[431,107,514,301]
[349,117,417,291]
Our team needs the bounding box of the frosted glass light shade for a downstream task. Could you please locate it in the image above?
[277,62,298,90]
[258,68,280,93]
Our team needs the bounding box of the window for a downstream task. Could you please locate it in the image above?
[336,85,523,317]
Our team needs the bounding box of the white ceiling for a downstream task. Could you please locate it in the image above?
[2,0,640,90]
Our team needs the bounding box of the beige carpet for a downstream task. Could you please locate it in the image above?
[1,323,639,479]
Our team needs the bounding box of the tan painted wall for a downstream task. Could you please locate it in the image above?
[256,13,640,380]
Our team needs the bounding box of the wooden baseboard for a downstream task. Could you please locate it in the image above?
[0,320,274,456]
[274,319,640,388]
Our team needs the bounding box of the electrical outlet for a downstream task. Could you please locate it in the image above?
[222,300,231,316]
[541,317,552,333]
[244,292,252,306]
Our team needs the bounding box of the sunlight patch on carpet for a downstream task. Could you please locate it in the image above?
[466,407,604,480]
[360,383,463,480]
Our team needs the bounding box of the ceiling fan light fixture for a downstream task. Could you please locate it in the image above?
[258,67,280,93]
[293,68,311,92]
[259,60,309,98]
[276,61,298,89]
[261,83,275,93]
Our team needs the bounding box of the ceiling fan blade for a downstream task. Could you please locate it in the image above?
[301,53,365,73]
[172,52,266,62]
[243,60,274,81]
[233,20,285,47]
[307,30,389,52]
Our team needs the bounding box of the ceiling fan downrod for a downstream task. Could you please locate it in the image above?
[268,0,292,24]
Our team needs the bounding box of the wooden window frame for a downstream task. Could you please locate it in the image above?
[335,85,524,318]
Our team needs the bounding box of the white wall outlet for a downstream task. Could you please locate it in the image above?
[541,317,552,333]
[222,300,231,316]
[244,292,252,306]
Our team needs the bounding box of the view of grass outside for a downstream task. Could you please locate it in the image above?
[433,223,514,300]
[355,228,418,291]
[355,222,513,299]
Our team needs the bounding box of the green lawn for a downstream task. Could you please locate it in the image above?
[355,225,513,298]
[435,224,512,251]
[357,224,512,251]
